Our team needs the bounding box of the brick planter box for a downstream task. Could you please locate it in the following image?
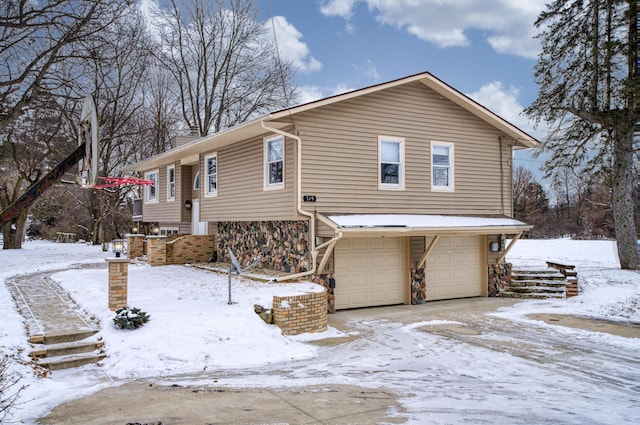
[272,287,327,335]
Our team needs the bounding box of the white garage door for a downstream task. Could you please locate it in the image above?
[334,237,406,310]
[425,235,482,301]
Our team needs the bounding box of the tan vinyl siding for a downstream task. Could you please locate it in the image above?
[296,81,514,216]
[142,164,182,222]
[199,136,297,222]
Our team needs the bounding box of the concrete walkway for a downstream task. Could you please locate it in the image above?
[5,267,99,342]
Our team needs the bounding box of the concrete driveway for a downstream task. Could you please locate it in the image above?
[40,298,640,424]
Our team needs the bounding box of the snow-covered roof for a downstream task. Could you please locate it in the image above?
[325,214,532,235]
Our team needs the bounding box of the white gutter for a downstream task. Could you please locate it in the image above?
[261,121,321,282]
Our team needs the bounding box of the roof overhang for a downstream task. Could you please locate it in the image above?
[123,118,291,172]
[323,214,533,237]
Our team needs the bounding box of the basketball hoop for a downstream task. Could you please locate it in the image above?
[77,95,99,188]
[93,176,155,189]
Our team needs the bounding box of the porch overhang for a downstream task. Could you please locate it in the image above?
[323,214,533,237]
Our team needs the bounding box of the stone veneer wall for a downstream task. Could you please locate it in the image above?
[410,268,426,304]
[166,235,215,265]
[272,288,328,335]
[217,221,309,272]
[488,263,512,296]
[312,274,336,313]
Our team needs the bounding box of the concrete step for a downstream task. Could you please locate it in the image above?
[29,329,98,345]
[500,291,565,299]
[511,271,565,281]
[508,280,567,288]
[507,285,565,294]
[37,352,106,371]
[31,339,104,359]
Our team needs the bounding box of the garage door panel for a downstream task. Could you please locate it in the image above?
[425,235,482,301]
[334,237,405,310]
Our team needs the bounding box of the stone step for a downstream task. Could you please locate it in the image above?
[31,339,104,359]
[508,279,567,288]
[37,352,106,371]
[29,329,98,345]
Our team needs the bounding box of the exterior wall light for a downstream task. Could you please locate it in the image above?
[112,239,125,257]
[132,225,138,234]
[184,200,192,209]
[153,226,160,235]
[489,241,500,252]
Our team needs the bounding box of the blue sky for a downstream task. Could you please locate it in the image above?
[256,0,548,177]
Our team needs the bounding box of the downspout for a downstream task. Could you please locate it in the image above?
[261,121,319,282]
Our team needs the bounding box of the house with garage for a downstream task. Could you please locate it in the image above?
[124,71,538,310]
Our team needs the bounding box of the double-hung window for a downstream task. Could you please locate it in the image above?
[167,165,175,202]
[431,141,454,191]
[264,136,284,190]
[144,170,159,203]
[204,153,217,197]
[378,136,404,189]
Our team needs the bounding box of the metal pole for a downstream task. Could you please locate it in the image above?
[228,269,233,305]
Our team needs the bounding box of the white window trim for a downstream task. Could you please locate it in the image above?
[204,152,218,197]
[193,171,200,191]
[431,141,455,192]
[160,227,179,235]
[378,136,405,190]
[167,164,175,202]
[144,169,159,204]
[264,135,285,191]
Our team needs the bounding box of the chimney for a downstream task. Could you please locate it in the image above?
[171,126,201,148]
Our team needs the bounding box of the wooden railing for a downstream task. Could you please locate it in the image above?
[546,261,579,297]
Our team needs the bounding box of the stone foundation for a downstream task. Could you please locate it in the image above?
[488,263,512,296]
[272,287,327,335]
[312,273,336,313]
[217,221,309,272]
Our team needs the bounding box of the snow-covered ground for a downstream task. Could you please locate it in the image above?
[1,238,639,424]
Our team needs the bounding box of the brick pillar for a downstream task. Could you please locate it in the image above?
[127,234,144,259]
[106,258,129,311]
[146,235,167,266]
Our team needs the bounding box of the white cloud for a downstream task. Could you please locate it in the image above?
[319,0,360,19]
[297,85,325,104]
[466,81,539,138]
[265,16,322,73]
[320,0,542,59]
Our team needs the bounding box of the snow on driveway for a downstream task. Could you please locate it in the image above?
[1,239,639,424]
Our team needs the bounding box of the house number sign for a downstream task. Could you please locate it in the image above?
[303,195,317,202]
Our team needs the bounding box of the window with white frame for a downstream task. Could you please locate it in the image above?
[193,171,200,190]
[264,136,284,189]
[144,170,159,203]
[167,165,175,201]
[431,141,454,191]
[378,136,404,189]
[204,153,217,196]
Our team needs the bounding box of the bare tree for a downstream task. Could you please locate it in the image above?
[0,0,133,129]
[151,0,296,136]
[525,0,639,269]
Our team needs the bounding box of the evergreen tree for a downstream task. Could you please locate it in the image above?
[526,0,639,269]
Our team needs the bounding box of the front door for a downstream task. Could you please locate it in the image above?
[191,200,208,235]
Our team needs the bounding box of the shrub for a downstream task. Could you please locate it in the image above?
[113,307,150,330]
[0,353,26,424]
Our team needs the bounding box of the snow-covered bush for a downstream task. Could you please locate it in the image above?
[113,307,150,330]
